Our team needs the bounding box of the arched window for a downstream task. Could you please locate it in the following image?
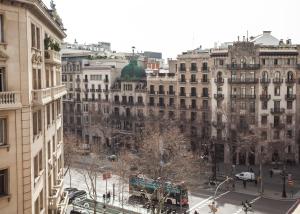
[274,71,281,79]
[287,71,294,80]
[217,71,222,81]
[262,71,268,80]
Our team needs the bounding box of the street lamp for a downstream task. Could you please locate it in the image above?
[282,167,287,198]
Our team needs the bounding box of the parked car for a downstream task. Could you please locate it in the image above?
[235,172,255,181]
[64,187,78,194]
[270,167,283,175]
[70,210,89,214]
[68,190,87,204]
[107,154,117,161]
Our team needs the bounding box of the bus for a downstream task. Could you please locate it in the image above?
[129,175,189,207]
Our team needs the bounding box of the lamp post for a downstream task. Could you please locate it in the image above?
[282,165,287,198]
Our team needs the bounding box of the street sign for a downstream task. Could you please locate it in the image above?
[103,172,111,180]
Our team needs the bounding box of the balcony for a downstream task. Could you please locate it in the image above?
[167,104,176,109]
[228,78,258,84]
[179,67,186,72]
[214,78,224,84]
[0,91,22,110]
[167,91,175,96]
[272,78,283,84]
[157,103,165,108]
[286,79,296,84]
[51,85,67,100]
[48,179,63,210]
[190,80,198,84]
[214,94,224,100]
[32,88,52,105]
[104,79,109,83]
[136,102,145,106]
[201,79,210,83]
[201,67,210,72]
[158,91,165,95]
[179,104,187,110]
[190,67,198,73]
[44,50,61,65]
[260,78,270,84]
[212,121,225,129]
[179,80,186,84]
[83,79,88,82]
[179,93,186,97]
[227,64,260,70]
[113,100,120,105]
[75,88,81,92]
[149,91,155,95]
[285,94,296,100]
[271,123,285,129]
[271,108,285,114]
[202,94,210,98]
[260,94,271,100]
[190,93,197,97]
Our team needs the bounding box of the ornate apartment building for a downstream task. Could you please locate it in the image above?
[62,31,300,166]
[0,1,67,214]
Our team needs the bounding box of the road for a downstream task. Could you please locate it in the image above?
[65,168,297,214]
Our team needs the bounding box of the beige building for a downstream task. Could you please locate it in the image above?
[0,1,67,214]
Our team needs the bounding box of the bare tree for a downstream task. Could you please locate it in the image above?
[127,119,195,214]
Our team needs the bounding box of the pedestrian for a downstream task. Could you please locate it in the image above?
[270,169,273,178]
[102,193,106,201]
[250,167,253,173]
[194,210,199,214]
[243,180,247,188]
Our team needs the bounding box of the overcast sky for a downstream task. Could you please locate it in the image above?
[45,0,300,59]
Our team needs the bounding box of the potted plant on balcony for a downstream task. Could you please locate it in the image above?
[52,41,61,52]
[44,36,53,50]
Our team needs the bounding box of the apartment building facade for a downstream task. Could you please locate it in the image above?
[0,1,67,214]
[62,32,300,166]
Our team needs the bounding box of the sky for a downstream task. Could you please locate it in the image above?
[45,0,300,59]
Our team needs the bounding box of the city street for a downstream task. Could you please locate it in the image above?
[65,168,297,213]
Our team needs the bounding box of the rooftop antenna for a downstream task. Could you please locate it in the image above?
[247,30,249,42]
[132,46,135,56]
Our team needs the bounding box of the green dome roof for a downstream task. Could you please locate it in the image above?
[121,59,146,81]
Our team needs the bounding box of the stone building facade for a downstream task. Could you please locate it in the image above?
[62,32,300,166]
[0,1,67,214]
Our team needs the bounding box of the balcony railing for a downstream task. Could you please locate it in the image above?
[167,104,175,109]
[212,121,225,129]
[179,93,186,97]
[285,94,296,100]
[76,78,80,82]
[214,94,224,100]
[228,78,258,84]
[190,93,197,97]
[179,67,186,72]
[189,105,197,110]
[51,85,67,100]
[201,67,209,72]
[273,78,283,84]
[271,123,285,129]
[271,108,285,114]
[214,78,224,84]
[286,79,296,84]
[32,88,52,105]
[179,80,186,83]
[260,94,271,100]
[44,50,61,65]
[158,91,165,95]
[75,88,81,92]
[190,80,198,84]
[0,91,21,109]
[48,178,63,210]
[227,64,260,70]
[149,91,155,95]
[179,104,187,109]
[157,103,165,108]
[190,67,198,72]
[260,78,270,84]
[201,79,210,83]
[167,91,175,96]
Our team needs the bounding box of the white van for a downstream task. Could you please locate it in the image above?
[235,172,255,181]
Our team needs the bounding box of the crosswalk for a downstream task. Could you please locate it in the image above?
[188,191,262,214]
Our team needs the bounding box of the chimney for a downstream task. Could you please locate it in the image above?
[263,31,271,35]
[279,39,284,45]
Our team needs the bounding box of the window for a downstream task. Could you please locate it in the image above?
[261,101,268,110]
[52,102,55,122]
[0,169,8,196]
[0,118,6,146]
[287,101,293,109]
[180,74,185,82]
[274,101,280,109]
[202,74,208,82]
[287,130,293,139]
[240,102,246,110]
[31,23,40,49]
[202,88,208,97]
[83,104,89,112]
[286,115,292,124]
[261,115,268,125]
[47,141,51,160]
[179,63,186,71]
[191,74,196,82]
[150,85,155,94]
[0,15,4,43]
[191,63,197,71]
[274,59,278,65]
[33,110,42,138]
[261,131,267,140]
[33,69,42,89]
[249,102,255,113]
[262,59,266,65]
[0,68,5,92]
[274,86,280,96]
[149,97,154,105]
